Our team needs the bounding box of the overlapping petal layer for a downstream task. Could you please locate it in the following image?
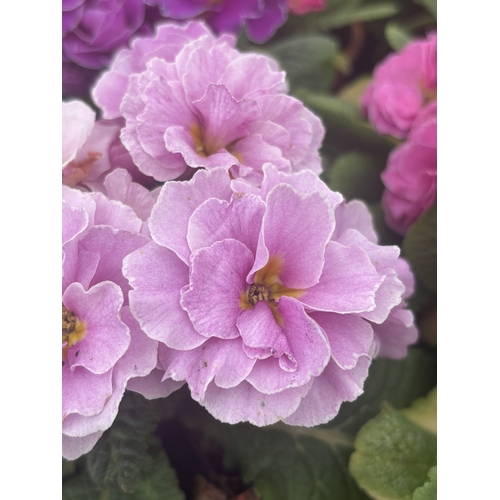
[124,165,417,426]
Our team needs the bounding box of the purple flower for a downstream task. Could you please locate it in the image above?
[145,0,287,43]
[123,165,416,427]
[62,187,180,459]
[361,33,437,139]
[93,21,324,184]
[62,0,160,96]
[381,101,437,234]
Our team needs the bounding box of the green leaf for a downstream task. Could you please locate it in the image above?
[385,22,413,51]
[402,388,437,435]
[325,152,386,203]
[402,205,437,293]
[222,425,369,500]
[86,392,157,493]
[62,470,104,500]
[338,76,372,110]
[296,90,396,156]
[314,2,401,30]
[267,35,339,92]
[349,403,437,500]
[329,349,436,436]
[63,450,185,500]
[412,467,437,500]
[115,449,185,500]
[413,0,437,20]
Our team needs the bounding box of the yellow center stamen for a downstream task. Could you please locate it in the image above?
[189,124,244,163]
[62,305,86,363]
[239,256,304,327]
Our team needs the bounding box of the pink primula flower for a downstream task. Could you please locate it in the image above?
[361,33,437,139]
[93,21,324,184]
[381,101,437,234]
[62,187,179,459]
[123,165,417,427]
[62,100,155,189]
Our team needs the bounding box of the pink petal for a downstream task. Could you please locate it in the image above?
[149,167,232,264]
[123,242,206,350]
[62,365,112,420]
[250,184,335,289]
[283,356,371,426]
[62,432,103,460]
[310,313,373,369]
[187,193,265,256]
[127,368,184,399]
[200,379,313,426]
[180,239,255,339]
[300,241,382,314]
[161,337,256,400]
[245,297,331,394]
[237,301,291,358]
[63,281,130,374]
[62,307,159,437]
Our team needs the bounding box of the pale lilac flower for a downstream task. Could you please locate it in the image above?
[381,101,437,234]
[62,187,177,459]
[93,21,323,184]
[361,33,437,139]
[145,0,287,43]
[63,101,156,189]
[123,165,416,427]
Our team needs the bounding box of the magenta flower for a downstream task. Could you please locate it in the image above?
[62,187,180,459]
[145,0,287,43]
[93,21,324,184]
[381,101,437,234]
[361,33,437,139]
[123,165,416,427]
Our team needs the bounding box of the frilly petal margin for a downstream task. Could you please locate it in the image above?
[283,355,371,426]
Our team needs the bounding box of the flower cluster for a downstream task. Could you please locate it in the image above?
[361,34,437,234]
[93,21,324,184]
[62,19,418,459]
[62,0,327,97]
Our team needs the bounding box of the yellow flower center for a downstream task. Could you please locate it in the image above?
[240,256,304,327]
[189,124,244,163]
[62,305,86,365]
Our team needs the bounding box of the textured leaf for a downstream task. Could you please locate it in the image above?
[63,451,185,500]
[296,90,396,156]
[349,403,437,500]
[267,35,339,92]
[222,424,369,500]
[116,449,185,500]
[402,205,437,293]
[412,467,437,500]
[86,392,157,493]
[385,22,412,50]
[328,349,436,436]
[325,152,386,203]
